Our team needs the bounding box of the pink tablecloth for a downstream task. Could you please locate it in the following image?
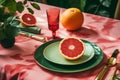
[0,3,120,80]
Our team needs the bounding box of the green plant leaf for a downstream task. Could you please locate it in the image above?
[4,0,17,13]
[0,23,6,40]
[4,16,20,38]
[27,7,34,14]
[0,0,5,4]
[7,16,14,22]
[1,0,9,6]
[79,0,87,11]
[4,24,19,37]
[4,16,15,26]
[10,20,20,26]
[23,0,27,5]
[16,1,24,13]
[0,7,4,21]
[97,9,110,17]
[3,16,17,37]
[0,29,6,40]
[100,0,112,7]
[30,2,40,10]
[85,4,98,13]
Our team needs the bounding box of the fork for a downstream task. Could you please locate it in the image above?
[95,49,119,80]
[109,63,120,80]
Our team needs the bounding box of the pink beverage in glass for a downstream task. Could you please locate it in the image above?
[46,8,60,39]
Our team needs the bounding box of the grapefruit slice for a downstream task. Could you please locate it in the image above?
[20,13,36,27]
[59,37,85,60]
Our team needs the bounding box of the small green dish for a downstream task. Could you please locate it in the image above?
[34,39,103,73]
[43,40,95,65]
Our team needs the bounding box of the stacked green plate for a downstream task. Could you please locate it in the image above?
[34,39,103,73]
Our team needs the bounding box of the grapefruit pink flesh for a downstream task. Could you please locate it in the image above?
[21,13,36,26]
[59,37,85,60]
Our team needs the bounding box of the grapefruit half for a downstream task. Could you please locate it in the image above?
[59,37,85,60]
[20,13,36,27]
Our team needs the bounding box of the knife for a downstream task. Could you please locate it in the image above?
[95,49,119,80]
[19,31,47,43]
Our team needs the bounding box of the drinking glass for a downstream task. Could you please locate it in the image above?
[46,8,60,39]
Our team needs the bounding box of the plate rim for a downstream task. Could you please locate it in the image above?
[34,39,103,73]
[43,40,95,65]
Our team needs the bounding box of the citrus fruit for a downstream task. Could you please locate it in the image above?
[59,37,85,60]
[20,13,36,27]
[60,8,84,31]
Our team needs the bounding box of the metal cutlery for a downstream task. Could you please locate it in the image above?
[19,31,47,43]
[95,49,119,80]
[109,63,120,80]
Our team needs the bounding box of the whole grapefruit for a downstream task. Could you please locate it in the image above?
[59,37,85,60]
[20,13,36,27]
[60,8,84,31]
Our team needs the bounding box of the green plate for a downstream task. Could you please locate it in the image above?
[43,41,95,65]
[34,39,103,73]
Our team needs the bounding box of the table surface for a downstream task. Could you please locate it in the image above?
[0,2,120,80]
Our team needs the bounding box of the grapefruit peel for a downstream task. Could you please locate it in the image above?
[60,8,84,31]
[59,37,85,60]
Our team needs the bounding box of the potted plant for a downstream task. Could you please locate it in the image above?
[0,0,40,48]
